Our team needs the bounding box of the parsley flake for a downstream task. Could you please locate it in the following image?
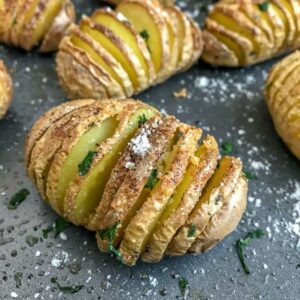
[145,169,158,189]
[7,188,30,209]
[187,223,196,238]
[51,277,83,294]
[78,151,97,176]
[140,30,150,42]
[258,1,270,11]
[42,217,70,239]
[178,277,189,298]
[221,142,233,155]
[236,229,265,275]
[138,114,148,127]
[243,169,258,180]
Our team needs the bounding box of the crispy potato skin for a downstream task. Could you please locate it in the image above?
[203,0,300,67]
[26,99,248,265]
[56,0,203,100]
[0,60,13,120]
[265,50,300,160]
[0,0,75,52]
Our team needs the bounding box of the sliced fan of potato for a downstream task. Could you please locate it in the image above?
[189,174,247,253]
[91,8,156,84]
[70,27,130,97]
[166,156,243,256]
[141,135,218,263]
[0,60,13,120]
[25,100,96,167]
[80,16,148,92]
[46,100,124,214]
[119,125,201,265]
[116,0,171,80]
[97,116,178,252]
[64,104,157,226]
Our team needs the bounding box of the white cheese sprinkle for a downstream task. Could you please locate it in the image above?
[130,128,151,156]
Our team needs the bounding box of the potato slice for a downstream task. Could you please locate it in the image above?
[91,8,156,84]
[141,135,218,263]
[25,100,96,168]
[80,16,148,91]
[46,100,125,215]
[116,0,171,80]
[39,0,75,52]
[166,156,243,256]
[119,125,201,265]
[56,37,110,100]
[64,104,157,226]
[97,116,179,253]
[202,30,239,67]
[189,174,247,253]
[165,6,193,72]
[70,27,129,97]
[0,60,13,120]
[30,103,104,201]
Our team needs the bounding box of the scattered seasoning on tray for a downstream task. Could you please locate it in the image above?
[51,277,83,294]
[25,235,38,247]
[138,114,148,127]
[145,169,158,189]
[7,188,30,209]
[221,142,233,155]
[187,224,196,238]
[235,229,265,275]
[173,87,188,99]
[78,151,97,176]
[257,1,270,11]
[13,272,23,288]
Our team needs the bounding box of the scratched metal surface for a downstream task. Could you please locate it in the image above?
[0,0,300,299]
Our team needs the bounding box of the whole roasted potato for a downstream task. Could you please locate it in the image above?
[265,50,300,160]
[0,60,13,119]
[0,0,75,52]
[26,98,248,266]
[202,0,300,66]
[56,0,203,99]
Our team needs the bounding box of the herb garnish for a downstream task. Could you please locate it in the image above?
[51,277,83,294]
[78,151,97,176]
[221,142,233,155]
[42,217,70,238]
[7,188,30,209]
[145,169,158,189]
[243,169,258,180]
[98,222,124,263]
[187,223,196,238]
[178,277,189,298]
[236,229,265,275]
[258,1,270,11]
[140,30,150,42]
[138,114,148,127]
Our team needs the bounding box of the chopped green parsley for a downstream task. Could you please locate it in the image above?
[78,151,97,176]
[42,217,70,238]
[243,169,258,180]
[145,169,158,189]
[221,142,233,155]
[236,229,265,274]
[138,114,148,127]
[140,30,150,42]
[187,223,196,238]
[258,1,270,12]
[51,277,83,294]
[7,188,30,209]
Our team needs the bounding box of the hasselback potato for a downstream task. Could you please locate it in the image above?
[0,60,13,119]
[202,0,300,67]
[26,99,248,265]
[56,0,203,99]
[0,0,75,52]
[265,50,300,159]
[102,0,174,5]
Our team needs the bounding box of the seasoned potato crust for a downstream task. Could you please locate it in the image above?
[265,50,300,159]
[56,0,203,100]
[203,0,300,66]
[26,99,248,265]
[0,60,13,120]
[0,0,75,52]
